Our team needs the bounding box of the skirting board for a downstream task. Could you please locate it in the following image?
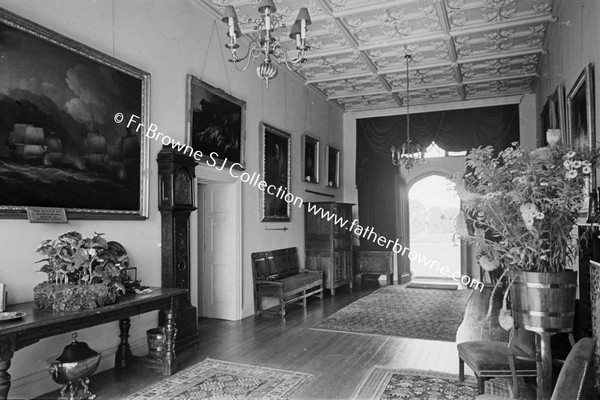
[9,336,147,399]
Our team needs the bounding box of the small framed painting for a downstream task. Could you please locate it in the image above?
[261,123,291,222]
[302,134,319,184]
[540,97,551,146]
[567,64,595,151]
[326,146,340,188]
[550,85,567,144]
[186,75,246,170]
[567,63,596,191]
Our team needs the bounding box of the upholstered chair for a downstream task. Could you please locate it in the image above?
[457,327,537,395]
[475,337,596,400]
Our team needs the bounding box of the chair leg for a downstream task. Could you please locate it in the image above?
[508,355,519,398]
[477,377,485,394]
[302,291,307,308]
[255,295,262,316]
[279,298,285,318]
[458,358,465,382]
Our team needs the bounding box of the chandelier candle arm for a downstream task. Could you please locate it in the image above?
[220,3,311,89]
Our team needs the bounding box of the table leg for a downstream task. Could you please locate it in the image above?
[0,336,15,400]
[162,310,177,376]
[536,332,553,400]
[115,318,132,370]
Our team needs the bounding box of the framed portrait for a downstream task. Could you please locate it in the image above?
[567,64,595,220]
[567,64,595,150]
[260,123,291,222]
[186,75,246,170]
[326,146,340,188]
[540,97,551,146]
[302,134,319,184]
[550,85,567,143]
[0,7,150,219]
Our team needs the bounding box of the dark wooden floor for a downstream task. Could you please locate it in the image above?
[37,280,506,399]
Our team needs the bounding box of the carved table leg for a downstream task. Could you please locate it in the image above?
[0,336,15,400]
[115,318,132,370]
[162,311,177,376]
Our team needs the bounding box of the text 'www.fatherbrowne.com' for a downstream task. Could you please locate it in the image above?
[116,113,484,291]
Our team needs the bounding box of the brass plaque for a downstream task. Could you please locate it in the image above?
[26,207,68,223]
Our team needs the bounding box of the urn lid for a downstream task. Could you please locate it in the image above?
[56,333,99,362]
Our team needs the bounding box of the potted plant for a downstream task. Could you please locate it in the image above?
[34,231,127,311]
[454,142,597,332]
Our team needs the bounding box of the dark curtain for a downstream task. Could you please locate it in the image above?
[356,104,519,250]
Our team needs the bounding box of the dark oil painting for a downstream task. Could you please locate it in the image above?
[0,8,149,219]
[186,75,245,169]
[261,123,291,222]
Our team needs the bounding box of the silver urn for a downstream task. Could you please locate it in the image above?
[48,333,101,400]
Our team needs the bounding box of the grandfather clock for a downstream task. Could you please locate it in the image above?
[157,147,199,349]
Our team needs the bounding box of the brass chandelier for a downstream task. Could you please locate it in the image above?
[221,0,311,89]
[390,54,424,170]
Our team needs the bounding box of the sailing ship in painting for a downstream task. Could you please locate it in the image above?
[8,123,48,162]
[6,121,138,181]
[1,119,141,211]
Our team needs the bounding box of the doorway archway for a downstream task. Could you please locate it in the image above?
[395,156,468,284]
[408,174,460,280]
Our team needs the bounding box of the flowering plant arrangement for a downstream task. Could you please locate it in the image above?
[34,231,127,311]
[454,143,597,328]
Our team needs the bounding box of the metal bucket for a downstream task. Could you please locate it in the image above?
[146,327,165,360]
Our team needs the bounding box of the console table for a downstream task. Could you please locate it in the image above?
[0,287,187,400]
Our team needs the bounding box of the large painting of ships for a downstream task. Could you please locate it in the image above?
[0,8,149,219]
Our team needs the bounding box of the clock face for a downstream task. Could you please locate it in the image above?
[174,169,193,206]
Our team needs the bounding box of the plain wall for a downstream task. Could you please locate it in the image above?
[0,1,344,398]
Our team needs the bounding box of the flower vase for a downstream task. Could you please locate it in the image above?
[545,129,562,146]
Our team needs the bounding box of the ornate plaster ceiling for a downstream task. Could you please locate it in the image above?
[200,0,555,113]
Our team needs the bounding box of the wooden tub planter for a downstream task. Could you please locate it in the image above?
[509,269,578,399]
[509,270,578,333]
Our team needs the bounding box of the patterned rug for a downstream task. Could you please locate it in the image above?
[313,286,473,342]
[122,358,313,399]
[351,368,478,399]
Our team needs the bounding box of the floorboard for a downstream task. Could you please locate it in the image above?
[36,281,506,400]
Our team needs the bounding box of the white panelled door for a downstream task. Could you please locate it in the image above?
[201,182,239,320]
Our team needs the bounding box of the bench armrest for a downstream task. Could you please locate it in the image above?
[255,279,284,287]
[299,268,322,276]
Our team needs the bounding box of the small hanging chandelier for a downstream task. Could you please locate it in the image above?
[221,0,311,89]
[391,54,424,170]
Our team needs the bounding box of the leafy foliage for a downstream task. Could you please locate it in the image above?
[455,143,597,273]
[35,231,126,294]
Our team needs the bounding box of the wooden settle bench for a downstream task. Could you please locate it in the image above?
[251,247,323,317]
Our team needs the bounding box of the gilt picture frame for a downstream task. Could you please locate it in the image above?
[567,63,596,189]
[540,97,551,147]
[186,75,246,170]
[567,64,595,150]
[550,85,567,144]
[302,134,319,184]
[260,123,291,222]
[326,146,340,188]
[0,7,150,219]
